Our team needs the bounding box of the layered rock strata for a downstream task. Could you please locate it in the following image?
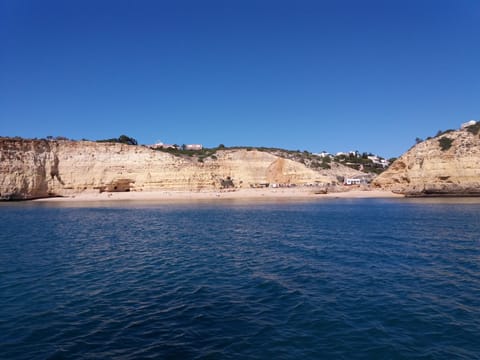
[373,127,480,196]
[0,138,358,200]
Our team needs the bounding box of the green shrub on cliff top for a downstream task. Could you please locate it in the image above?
[97,135,138,146]
[466,122,480,135]
[434,129,455,138]
[438,137,454,151]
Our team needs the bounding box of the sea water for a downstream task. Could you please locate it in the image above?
[1,198,479,359]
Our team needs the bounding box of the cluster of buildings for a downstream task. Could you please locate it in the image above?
[151,142,203,151]
[313,150,389,186]
[314,150,390,168]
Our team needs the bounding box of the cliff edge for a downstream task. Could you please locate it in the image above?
[373,124,480,196]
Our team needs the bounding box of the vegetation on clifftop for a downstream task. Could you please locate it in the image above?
[466,122,480,135]
[96,135,138,146]
[0,136,389,175]
[438,137,454,151]
[152,145,388,174]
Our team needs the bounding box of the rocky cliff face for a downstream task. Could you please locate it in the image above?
[0,138,360,200]
[373,126,480,195]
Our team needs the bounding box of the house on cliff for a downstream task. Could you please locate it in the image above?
[461,120,477,129]
[185,144,203,151]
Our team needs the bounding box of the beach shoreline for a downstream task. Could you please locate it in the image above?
[34,188,403,202]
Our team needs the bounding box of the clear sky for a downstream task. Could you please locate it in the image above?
[1,0,479,158]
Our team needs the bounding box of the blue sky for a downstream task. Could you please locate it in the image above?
[1,0,479,158]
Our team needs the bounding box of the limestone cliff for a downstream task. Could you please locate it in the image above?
[0,138,361,200]
[373,125,480,196]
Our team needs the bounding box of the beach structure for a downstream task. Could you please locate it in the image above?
[344,175,371,186]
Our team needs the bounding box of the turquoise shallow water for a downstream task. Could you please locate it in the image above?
[1,198,479,359]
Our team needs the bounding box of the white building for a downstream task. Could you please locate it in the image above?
[314,151,332,158]
[368,155,390,168]
[461,120,477,129]
[185,144,203,151]
[344,178,362,185]
[151,142,177,150]
[344,175,372,186]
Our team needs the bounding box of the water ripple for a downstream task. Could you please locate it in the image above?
[0,200,479,359]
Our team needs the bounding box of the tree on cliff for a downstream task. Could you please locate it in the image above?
[97,135,138,146]
[118,135,138,145]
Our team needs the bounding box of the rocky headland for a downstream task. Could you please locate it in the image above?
[373,123,480,196]
[0,138,364,200]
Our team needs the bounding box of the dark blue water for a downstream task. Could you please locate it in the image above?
[1,198,479,359]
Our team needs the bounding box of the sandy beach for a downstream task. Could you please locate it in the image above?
[35,187,403,202]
